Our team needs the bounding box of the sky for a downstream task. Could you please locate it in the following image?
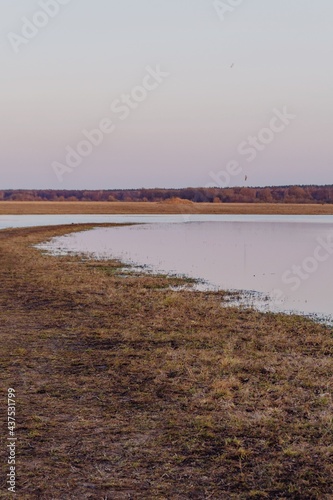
[0,0,332,189]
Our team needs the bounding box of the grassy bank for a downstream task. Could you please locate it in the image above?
[1,224,333,498]
[1,201,333,215]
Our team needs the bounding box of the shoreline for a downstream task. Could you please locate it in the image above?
[38,227,333,328]
[1,201,333,215]
[1,224,333,497]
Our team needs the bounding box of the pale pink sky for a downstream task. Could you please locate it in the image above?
[1,0,332,189]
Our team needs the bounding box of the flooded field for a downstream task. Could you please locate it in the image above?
[36,216,333,323]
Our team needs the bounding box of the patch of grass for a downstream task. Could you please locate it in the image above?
[1,200,333,215]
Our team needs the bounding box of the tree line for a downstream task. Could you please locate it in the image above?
[1,186,333,204]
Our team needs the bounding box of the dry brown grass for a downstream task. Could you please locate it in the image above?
[1,201,333,215]
[1,224,333,498]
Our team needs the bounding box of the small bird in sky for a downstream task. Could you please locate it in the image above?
[245,175,248,182]
[230,63,234,68]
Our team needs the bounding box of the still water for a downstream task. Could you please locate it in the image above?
[34,216,333,324]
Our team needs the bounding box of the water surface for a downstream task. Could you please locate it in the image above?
[1,213,333,230]
[36,217,333,324]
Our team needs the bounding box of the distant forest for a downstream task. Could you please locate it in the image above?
[1,186,333,204]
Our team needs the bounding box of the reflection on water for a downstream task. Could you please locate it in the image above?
[37,218,333,324]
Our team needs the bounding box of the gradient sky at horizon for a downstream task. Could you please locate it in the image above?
[1,0,332,189]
